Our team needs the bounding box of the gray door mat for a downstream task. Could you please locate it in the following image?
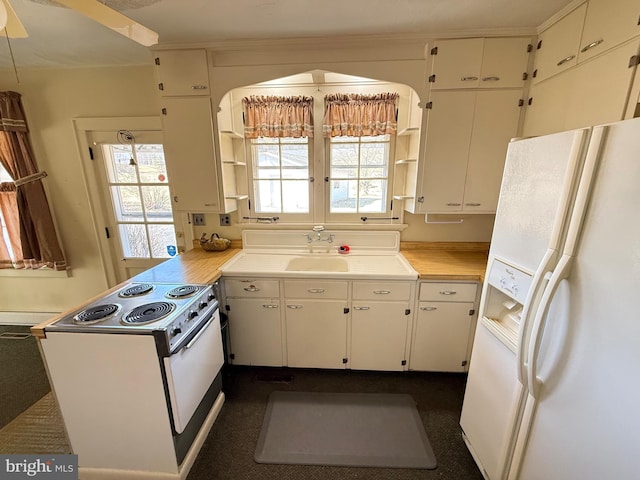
[254,391,437,469]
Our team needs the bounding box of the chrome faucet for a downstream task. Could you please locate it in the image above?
[303,225,334,244]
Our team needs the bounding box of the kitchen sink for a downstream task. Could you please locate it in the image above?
[285,256,348,272]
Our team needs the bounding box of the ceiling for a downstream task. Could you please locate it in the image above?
[0,0,575,69]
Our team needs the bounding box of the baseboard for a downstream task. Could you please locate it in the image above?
[0,312,60,326]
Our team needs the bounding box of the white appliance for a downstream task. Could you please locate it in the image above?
[41,282,225,479]
[460,117,640,480]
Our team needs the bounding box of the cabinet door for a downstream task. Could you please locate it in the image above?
[421,90,476,212]
[463,89,523,212]
[578,0,640,63]
[227,298,282,366]
[522,70,575,137]
[155,50,210,97]
[350,302,409,371]
[480,37,532,88]
[533,3,587,84]
[285,300,347,369]
[411,302,475,372]
[564,39,640,130]
[430,38,484,89]
[161,97,221,212]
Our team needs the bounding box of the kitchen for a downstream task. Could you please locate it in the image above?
[0,0,639,479]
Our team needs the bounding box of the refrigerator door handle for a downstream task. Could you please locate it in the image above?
[515,248,556,386]
[526,254,573,398]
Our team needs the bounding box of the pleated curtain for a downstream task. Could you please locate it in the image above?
[322,93,399,138]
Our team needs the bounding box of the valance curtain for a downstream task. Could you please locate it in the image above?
[242,95,314,139]
[0,91,66,270]
[322,92,399,138]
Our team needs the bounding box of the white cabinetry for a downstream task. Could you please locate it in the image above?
[419,89,523,213]
[532,3,587,84]
[224,279,283,367]
[350,281,413,371]
[578,0,640,63]
[429,37,532,90]
[161,97,222,212]
[410,282,478,372]
[284,280,348,369]
[154,50,210,97]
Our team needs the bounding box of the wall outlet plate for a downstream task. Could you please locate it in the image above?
[219,214,231,226]
[193,213,206,226]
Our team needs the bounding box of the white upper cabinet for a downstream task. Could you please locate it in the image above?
[419,89,523,214]
[533,3,587,84]
[578,0,640,63]
[161,96,221,212]
[430,37,532,89]
[154,49,210,97]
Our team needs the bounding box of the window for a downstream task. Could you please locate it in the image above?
[328,135,392,215]
[101,143,177,259]
[250,137,311,217]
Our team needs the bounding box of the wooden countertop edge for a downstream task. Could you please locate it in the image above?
[400,241,490,252]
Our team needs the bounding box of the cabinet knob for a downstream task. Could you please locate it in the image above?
[261,304,278,309]
[373,290,391,295]
[481,76,500,82]
[465,202,481,207]
[460,76,479,81]
[287,304,303,309]
[307,288,325,293]
[244,286,260,292]
[420,306,438,311]
[439,290,457,296]
[191,85,208,90]
[354,306,370,311]
[446,202,462,206]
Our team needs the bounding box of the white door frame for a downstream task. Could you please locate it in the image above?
[72,117,170,287]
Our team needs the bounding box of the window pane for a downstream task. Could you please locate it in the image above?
[255,167,281,179]
[360,142,386,166]
[119,224,150,258]
[359,180,386,212]
[111,186,143,222]
[106,145,137,183]
[254,180,281,212]
[331,143,359,166]
[136,145,170,183]
[281,143,308,168]
[148,224,178,258]
[282,181,309,213]
[330,179,358,212]
[282,167,308,179]
[254,144,279,167]
[141,186,173,222]
[360,167,387,179]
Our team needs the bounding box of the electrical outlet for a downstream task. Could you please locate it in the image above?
[192,213,206,226]
[219,214,231,226]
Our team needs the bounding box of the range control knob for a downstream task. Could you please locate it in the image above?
[199,301,208,309]
[188,310,198,320]
[171,327,182,337]
[207,293,215,302]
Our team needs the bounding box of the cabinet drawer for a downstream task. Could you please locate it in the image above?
[352,281,412,301]
[284,280,348,299]
[419,283,477,302]
[224,279,279,297]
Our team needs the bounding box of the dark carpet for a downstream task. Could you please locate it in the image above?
[0,325,51,429]
[187,366,483,480]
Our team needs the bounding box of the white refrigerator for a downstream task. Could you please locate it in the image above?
[460,116,640,480]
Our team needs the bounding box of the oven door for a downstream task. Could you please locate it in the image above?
[163,308,224,434]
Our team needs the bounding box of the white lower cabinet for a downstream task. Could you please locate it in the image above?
[410,282,479,372]
[351,301,410,371]
[350,281,413,372]
[225,279,283,366]
[284,279,349,369]
[285,300,348,369]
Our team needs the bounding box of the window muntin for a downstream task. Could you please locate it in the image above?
[251,137,310,214]
[101,143,176,259]
[329,135,391,214]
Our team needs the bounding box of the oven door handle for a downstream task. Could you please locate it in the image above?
[183,317,214,351]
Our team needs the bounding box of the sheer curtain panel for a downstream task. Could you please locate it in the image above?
[0,91,66,270]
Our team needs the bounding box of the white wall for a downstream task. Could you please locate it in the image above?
[0,66,159,314]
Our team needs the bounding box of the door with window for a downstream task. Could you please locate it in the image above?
[89,131,177,282]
